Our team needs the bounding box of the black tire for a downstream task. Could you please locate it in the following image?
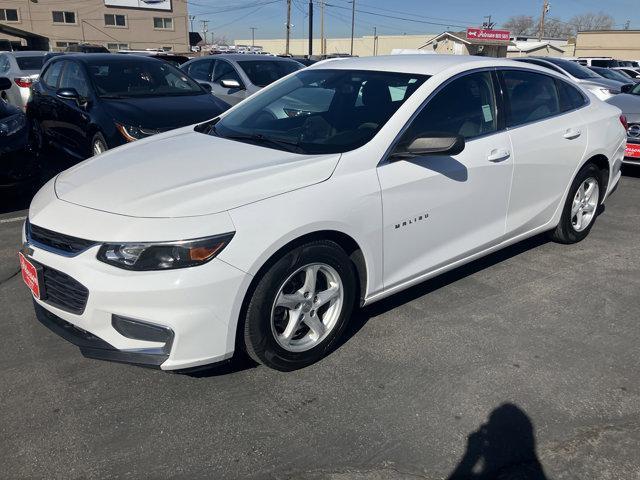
[90,132,108,157]
[549,162,604,244]
[243,240,357,371]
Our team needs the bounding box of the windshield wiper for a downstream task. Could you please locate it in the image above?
[223,133,304,153]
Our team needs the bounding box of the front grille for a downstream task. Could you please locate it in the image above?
[28,221,97,256]
[42,266,89,315]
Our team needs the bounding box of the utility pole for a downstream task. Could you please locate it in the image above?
[483,15,494,29]
[308,0,313,56]
[189,15,195,33]
[373,26,378,56]
[320,0,325,55]
[200,20,209,46]
[250,27,257,46]
[350,0,356,56]
[285,0,292,55]
[538,0,550,41]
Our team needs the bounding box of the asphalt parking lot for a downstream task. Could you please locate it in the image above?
[1,167,639,480]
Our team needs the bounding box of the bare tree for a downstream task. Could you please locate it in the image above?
[536,17,574,38]
[503,15,535,36]
[569,12,614,32]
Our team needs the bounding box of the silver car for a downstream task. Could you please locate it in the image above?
[181,54,303,105]
[514,56,630,102]
[0,51,48,110]
[606,83,640,164]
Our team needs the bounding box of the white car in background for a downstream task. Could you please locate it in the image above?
[0,51,47,110]
[22,55,626,372]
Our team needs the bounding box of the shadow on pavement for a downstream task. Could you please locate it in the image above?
[447,403,548,480]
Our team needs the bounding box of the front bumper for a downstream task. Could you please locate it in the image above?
[25,236,250,371]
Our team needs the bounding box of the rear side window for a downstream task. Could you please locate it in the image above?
[16,56,45,71]
[401,71,498,141]
[41,61,64,88]
[556,79,587,112]
[501,70,560,127]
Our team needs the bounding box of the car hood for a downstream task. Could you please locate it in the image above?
[101,94,229,130]
[54,128,340,218]
[606,93,640,116]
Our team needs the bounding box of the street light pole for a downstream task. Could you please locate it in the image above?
[285,0,292,55]
[308,0,313,56]
[250,27,257,47]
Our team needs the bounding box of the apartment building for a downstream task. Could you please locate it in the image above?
[0,0,189,52]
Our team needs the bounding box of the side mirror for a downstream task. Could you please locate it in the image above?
[57,87,80,101]
[391,133,465,160]
[220,79,242,89]
[198,82,212,92]
[621,84,634,94]
[0,77,11,90]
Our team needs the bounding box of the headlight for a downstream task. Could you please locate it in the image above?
[116,123,162,142]
[0,113,26,137]
[97,233,234,271]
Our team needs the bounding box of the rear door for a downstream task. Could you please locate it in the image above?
[499,69,589,235]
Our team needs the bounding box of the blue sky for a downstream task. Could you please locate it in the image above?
[186,0,640,42]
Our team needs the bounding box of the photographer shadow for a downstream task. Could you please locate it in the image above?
[447,403,549,480]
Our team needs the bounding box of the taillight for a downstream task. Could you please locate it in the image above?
[620,115,629,131]
[14,77,34,88]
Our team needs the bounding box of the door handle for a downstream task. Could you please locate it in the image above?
[563,128,582,140]
[487,149,511,162]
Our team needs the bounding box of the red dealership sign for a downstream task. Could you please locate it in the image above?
[466,28,511,42]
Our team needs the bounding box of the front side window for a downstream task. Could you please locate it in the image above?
[59,62,90,98]
[86,59,204,98]
[52,11,76,24]
[153,17,173,29]
[236,60,302,87]
[42,61,65,88]
[209,69,428,154]
[399,71,497,143]
[212,60,242,85]
[187,60,214,81]
[0,9,19,22]
[501,70,561,127]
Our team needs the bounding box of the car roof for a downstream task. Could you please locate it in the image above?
[54,53,163,64]
[5,51,48,57]
[208,54,299,62]
[304,54,545,76]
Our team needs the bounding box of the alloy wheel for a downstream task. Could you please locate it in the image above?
[270,263,344,352]
[571,177,599,232]
[93,139,106,156]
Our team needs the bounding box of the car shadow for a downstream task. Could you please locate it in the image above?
[335,233,550,352]
[622,164,640,178]
[408,155,468,182]
[446,403,549,480]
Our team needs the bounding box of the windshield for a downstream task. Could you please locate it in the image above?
[630,84,640,95]
[236,60,303,87]
[208,69,428,154]
[543,58,600,79]
[591,67,631,83]
[86,59,204,98]
[16,56,45,71]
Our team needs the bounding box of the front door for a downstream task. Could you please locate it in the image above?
[56,61,92,156]
[377,70,513,290]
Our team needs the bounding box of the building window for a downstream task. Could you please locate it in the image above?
[55,41,79,52]
[162,46,173,51]
[0,9,19,22]
[104,14,126,27]
[52,11,76,24]
[153,17,173,30]
[107,43,129,51]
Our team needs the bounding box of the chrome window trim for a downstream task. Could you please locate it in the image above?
[378,65,591,167]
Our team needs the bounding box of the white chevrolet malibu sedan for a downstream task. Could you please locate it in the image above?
[21,55,626,371]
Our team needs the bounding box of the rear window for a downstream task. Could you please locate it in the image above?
[237,60,302,87]
[16,56,45,71]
